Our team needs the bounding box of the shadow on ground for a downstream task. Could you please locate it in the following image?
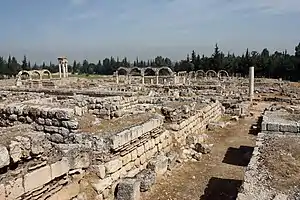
[222,146,254,166]
[199,177,243,200]
[248,116,262,135]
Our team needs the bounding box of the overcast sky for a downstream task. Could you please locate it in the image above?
[0,0,299,64]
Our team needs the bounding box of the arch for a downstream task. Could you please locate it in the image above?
[129,67,142,76]
[117,67,129,75]
[41,70,52,79]
[158,67,173,76]
[195,70,206,78]
[218,70,229,78]
[31,70,42,80]
[144,67,156,76]
[206,70,217,77]
[17,70,31,80]
[188,71,196,78]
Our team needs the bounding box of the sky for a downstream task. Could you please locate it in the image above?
[0,0,299,64]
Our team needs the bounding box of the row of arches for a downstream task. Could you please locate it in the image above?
[17,70,52,80]
[116,67,229,78]
[116,67,174,76]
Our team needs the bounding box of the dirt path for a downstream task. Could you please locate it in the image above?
[142,103,268,200]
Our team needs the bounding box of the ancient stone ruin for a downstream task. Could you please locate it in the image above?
[0,66,299,200]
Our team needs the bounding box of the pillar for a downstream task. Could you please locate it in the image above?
[156,74,159,85]
[141,72,145,85]
[150,79,153,85]
[249,66,254,101]
[62,62,66,78]
[59,62,62,78]
[116,72,119,84]
[65,62,68,77]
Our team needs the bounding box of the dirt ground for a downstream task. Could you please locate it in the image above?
[142,102,269,200]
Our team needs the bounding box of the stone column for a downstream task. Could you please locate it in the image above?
[116,72,119,84]
[62,62,66,78]
[249,66,254,101]
[65,62,68,78]
[156,73,159,85]
[59,62,62,79]
[150,79,153,85]
[141,72,145,85]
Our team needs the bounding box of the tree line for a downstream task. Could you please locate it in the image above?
[0,43,300,81]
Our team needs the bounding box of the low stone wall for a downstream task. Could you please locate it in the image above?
[167,101,223,145]
[0,103,79,143]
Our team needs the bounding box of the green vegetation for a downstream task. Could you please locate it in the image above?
[1,43,300,81]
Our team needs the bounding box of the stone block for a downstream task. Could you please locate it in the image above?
[131,150,137,161]
[136,145,144,157]
[105,158,122,174]
[267,123,279,132]
[47,182,80,200]
[147,155,168,176]
[92,177,113,193]
[135,169,156,192]
[116,178,140,200]
[279,123,298,133]
[5,178,24,200]
[0,145,10,168]
[70,152,90,169]
[24,165,52,192]
[121,153,132,166]
[51,158,70,179]
[124,162,135,172]
[90,165,106,179]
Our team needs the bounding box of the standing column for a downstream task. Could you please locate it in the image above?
[65,62,68,77]
[59,62,62,79]
[156,73,159,85]
[249,66,254,101]
[116,72,119,84]
[62,62,66,78]
[141,72,145,85]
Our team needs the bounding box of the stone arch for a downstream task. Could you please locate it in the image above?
[17,70,31,80]
[41,70,52,79]
[206,70,217,77]
[144,68,156,76]
[158,67,173,76]
[195,70,206,78]
[129,67,142,76]
[218,70,229,78]
[117,67,129,75]
[189,71,196,79]
[31,70,42,80]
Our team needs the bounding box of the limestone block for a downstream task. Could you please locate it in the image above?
[63,120,79,130]
[45,118,52,126]
[124,162,135,172]
[9,141,22,163]
[136,145,144,157]
[47,182,80,200]
[5,178,24,200]
[105,158,122,174]
[135,169,156,192]
[131,149,137,161]
[261,122,267,131]
[147,155,168,176]
[8,114,18,121]
[55,108,74,120]
[142,121,153,134]
[121,153,132,166]
[50,134,64,143]
[0,145,10,168]
[92,177,113,193]
[70,152,90,169]
[144,142,150,151]
[111,169,122,181]
[279,123,298,133]
[0,184,5,200]
[134,158,141,167]
[140,153,146,165]
[90,165,106,179]
[116,178,140,200]
[267,123,279,132]
[51,158,70,179]
[24,165,52,192]
[37,117,45,125]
